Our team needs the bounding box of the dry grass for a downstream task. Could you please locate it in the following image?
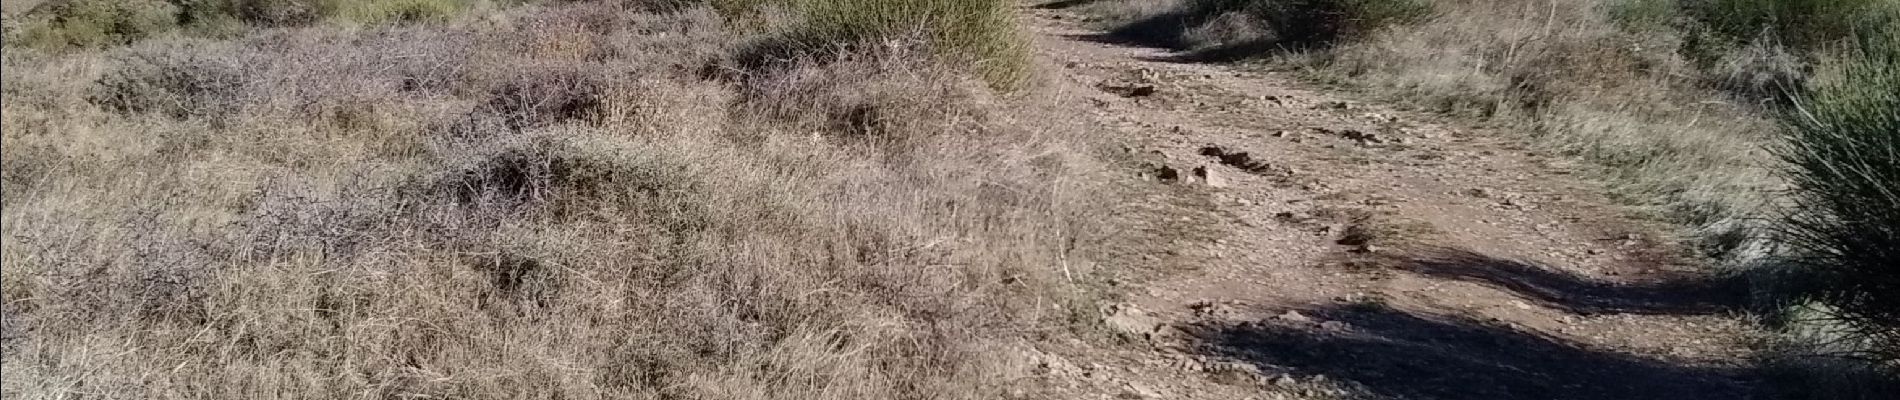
[716,0,1030,89]
[1,2,1119,399]
[0,0,515,51]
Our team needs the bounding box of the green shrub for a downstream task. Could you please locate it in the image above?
[1691,0,1900,53]
[722,0,1029,89]
[796,0,1026,88]
[12,0,180,49]
[1778,25,1900,364]
[1606,0,1678,32]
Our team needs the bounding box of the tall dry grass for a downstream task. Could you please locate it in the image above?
[1,2,1119,399]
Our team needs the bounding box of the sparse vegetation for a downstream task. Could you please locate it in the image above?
[717,0,1029,88]
[1078,0,1900,394]
[1,1,1116,398]
[3,0,506,51]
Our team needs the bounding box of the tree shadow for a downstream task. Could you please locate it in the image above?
[1189,305,1756,400]
[1072,1,1372,64]
[1064,32,1289,64]
[1032,0,1110,10]
[1385,247,1748,316]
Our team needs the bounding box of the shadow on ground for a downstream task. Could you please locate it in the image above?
[1064,32,1289,64]
[1386,247,1749,316]
[1057,0,1365,64]
[1032,0,1110,10]
[1189,305,1756,400]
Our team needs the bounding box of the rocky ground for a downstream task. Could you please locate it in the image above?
[1014,6,1763,400]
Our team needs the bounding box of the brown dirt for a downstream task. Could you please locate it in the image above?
[1016,5,1762,400]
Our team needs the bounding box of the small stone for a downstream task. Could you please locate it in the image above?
[1276,310,1314,323]
[1193,165,1230,188]
[1341,129,1384,144]
[1152,164,1181,183]
[1103,304,1163,340]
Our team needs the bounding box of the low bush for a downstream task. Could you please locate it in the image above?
[9,0,179,49]
[1689,0,1900,54]
[1777,26,1900,365]
[720,0,1029,89]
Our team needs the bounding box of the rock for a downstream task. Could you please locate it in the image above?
[1104,84,1157,98]
[1340,129,1385,144]
[1025,349,1079,377]
[1103,304,1164,339]
[1320,320,1352,331]
[1149,164,1181,183]
[1192,165,1229,188]
[1271,374,1300,388]
[1120,382,1165,399]
[1236,198,1255,206]
[1190,300,1240,318]
[1275,310,1314,323]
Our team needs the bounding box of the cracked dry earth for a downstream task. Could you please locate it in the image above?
[1013,6,1762,400]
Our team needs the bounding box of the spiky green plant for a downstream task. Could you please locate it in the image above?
[1778,24,1900,363]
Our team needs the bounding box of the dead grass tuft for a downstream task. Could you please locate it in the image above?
[1,2,1116,399]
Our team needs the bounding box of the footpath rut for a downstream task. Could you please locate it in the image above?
[1018,5,1762,400]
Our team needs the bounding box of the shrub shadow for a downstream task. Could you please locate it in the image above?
[1190,305,1756,400]
[1074,0,1386,64]
[1032,0,1111,10]
[1384,248,1748,316]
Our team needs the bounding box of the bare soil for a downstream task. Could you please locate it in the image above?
[1017,5,1762,400]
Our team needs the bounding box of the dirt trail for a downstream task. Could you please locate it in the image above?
[1018,6,1762,400]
